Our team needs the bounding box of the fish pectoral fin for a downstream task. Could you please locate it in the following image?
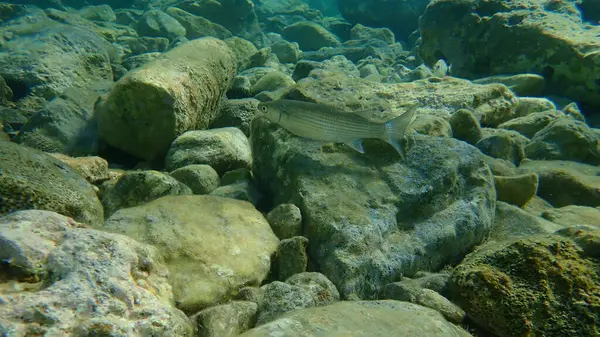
[345,139,365,153]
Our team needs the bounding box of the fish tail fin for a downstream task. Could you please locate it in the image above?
[382,104,418,160]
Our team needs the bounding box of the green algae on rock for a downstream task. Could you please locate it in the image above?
[450,231,600,336]
[96,37,236,161]
[102,195,279,314]
[0,141,103,226]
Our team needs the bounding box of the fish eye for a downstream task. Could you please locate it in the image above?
[260,105,268,112]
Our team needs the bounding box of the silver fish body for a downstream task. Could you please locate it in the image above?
[256,99,417,159]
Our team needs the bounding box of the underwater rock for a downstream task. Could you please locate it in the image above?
[118,37,169,58]
[96,38,236,161]
[101,170,192,218]
[269,40,301,63]
[419,0,600,109]
[14,80,113,156]
[210,98,261,137]
[491,202,566,241]
[49,153,110,185]
[240,300,471,336]
[103,195,279,314]
[0,210,193,336]
[450,231,600,336]
[498,109,564,138]
[524,118,600,165]
[350,23,395,45]
[165,7,232,40]
[224,37,259,71]
[283,21,341,51]
[494,173,538,207]
[472,74,546,97]
[449,108,483,145]
[271,236,309,281]
[542,205,600,229]
[0,22,115,101]
[135,9,186,40]
[0,76,13,105]
[0,141,103,226]
[209,180,262,206]
[165,127,252,175]
[300,38,402,63]
[267,203,303,239]
[256,272,340,325]
[190,301,258,337]
[252,110,495,300]
[475,129,530,165]
[77,4,116,22]
[251,71,296,96]
[410,114,452,137]
[169,164,220,195]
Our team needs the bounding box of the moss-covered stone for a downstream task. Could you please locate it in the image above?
[0,141,103,225]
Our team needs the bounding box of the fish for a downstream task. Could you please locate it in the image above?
[256,99,418,159]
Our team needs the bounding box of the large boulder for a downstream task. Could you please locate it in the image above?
[102,195,279,314]
[0,141,103,226]
[95,37,236,161]
[0,210,193,336]
[419,0,600,109]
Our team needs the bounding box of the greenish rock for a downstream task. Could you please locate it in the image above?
[270,40,301,63]
[135,9,186,40]
[272,236,309,281]
[101,170,192,218]
[257,272,340,325]
[514,97,556,118]
[472,74,546,97]
[221,168,253,185]
[209,181,261,206]
[77,4,116,22]
[490,201,565,241]
[450,232,600,336]
[118,37,169,58]
[165,7,232,40]
[562,102,586,122]
[449,108,483,145]
[475,129,530,165]
[282,21,341,51]
[103,195,279,314]
[240,300,471,336]
[0,22,115,100]
[383,284,465,324]
[410,115,452,137]
[251,71,295,95]
[234,287,265,304]
[14,80,113,156]
[267,203,303,239]
[210,98,260,137]
[96,38,236,161]
[419,0,600,108]
[524,118,600,165]
[169,164,220,195]
[122,52,162,71]
[0,76,13,105]
[242,48,275,71]
[49,154,110,185]
[350,23,395,45]
[291,60,323,81]
[252,114,495,300]
[190,301,257,337]
[0,210,194,336]
[0,141,103,226]
[498,109,564,138]
[165,127,252,175]
[518,159,600,207]
[224,36,259,70]
[541,206,600,229]
[494,172,538,207]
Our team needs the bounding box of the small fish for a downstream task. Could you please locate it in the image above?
[432,59,450,77]
[256,99,418,159]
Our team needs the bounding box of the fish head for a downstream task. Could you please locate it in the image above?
[257,101,282,123]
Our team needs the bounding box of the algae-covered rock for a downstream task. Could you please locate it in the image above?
[165,7,232,40]
[449,108,483,145]
[490,201,565,241]
[524,118,600,165]
[518,160,600,207]
[472,74,546,97]
[494,172,538,207]
[49,153,110,184]
[0,141,103,226]
[96,37,236,161]
[450,232,600,336]
[240,300,471,336]
[419,0,600,108]
[169,164,220,195]
[190,301,257,337]
[542,205,600,228]
[0,210,193,336]
[101,170,192,218]
[210,98,260,137]
[271,236,309,281]
[103,195,279,314]
[475,129,530,165]
[282,21,341,51]
[135,9,186,40]
[498,109,564,138]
